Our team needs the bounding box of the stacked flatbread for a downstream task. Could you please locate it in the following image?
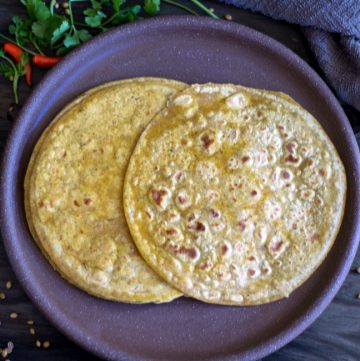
[25,78,346,305]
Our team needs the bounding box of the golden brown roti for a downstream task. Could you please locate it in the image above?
[124,83,346,305]
[25,78,186,303]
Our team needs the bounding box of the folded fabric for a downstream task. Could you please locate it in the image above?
[220,0,360,111]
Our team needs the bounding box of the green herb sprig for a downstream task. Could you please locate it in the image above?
[0,0,219,104]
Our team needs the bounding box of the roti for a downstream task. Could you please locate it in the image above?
[123,83,346,305]
[25,78,186,303]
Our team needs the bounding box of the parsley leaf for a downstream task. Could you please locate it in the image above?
[63,33,80,48]
[51,20,70,46]
[0,62,14,79]
[85,10,107,28]
[112,0,123,12]
[144,0,160,16]
[110,5,141,25]
[32,15,64,47]
[22,0,51,22]
[78,29,92,42]
[9,16,32,47]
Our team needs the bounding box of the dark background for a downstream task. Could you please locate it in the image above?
[0,1,359,360]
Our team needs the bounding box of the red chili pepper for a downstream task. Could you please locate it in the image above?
[3,42,32,86]
[25,63,32,86]
[3,43,22,62]
[32,55,62,68]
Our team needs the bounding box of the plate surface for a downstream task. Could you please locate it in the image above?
[1,16,359,361]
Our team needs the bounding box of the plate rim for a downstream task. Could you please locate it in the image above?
[1,15,359,361]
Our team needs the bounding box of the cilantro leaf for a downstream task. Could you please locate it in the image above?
[22,0,51,22]
[32,15,63,47]
[112,0,123,12]
[9,16,32,46]
[0,63,15,79]
[90,0,102,11]
[51,20,70,46]
[85,11,107,28]
[55,46,70,56]
[63,33,80,48]
[144,0,160,16]
[78,29,92,42]
[110,5,141,25]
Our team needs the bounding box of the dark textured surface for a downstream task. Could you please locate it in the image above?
[0,2,359,361]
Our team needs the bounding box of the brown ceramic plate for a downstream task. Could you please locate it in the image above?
[1,17,359,361]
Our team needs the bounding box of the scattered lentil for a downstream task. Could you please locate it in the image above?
[1,349,8,358]
[224,14,232,21]
[357,293,360,299]
[0,292,5,300]
[209,8,214,12]
[356,266,360,274]
[62,2,69,8]
[35,340,41,348]
[55,2,59,9]
[65,9,70,15]
[43,341,50,349]
[9,313,18,319]
[29,327,35,335]
[27,320,34,325]
[5,281,12,290]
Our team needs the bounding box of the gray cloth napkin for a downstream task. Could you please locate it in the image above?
[220,0,360,111]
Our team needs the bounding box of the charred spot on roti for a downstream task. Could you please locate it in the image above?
[150,187,171,210]
[198,129,222,155]
[175,189,192,210]
[167,242,200,262]
[284,154,301,165]
[83,198,92,205]
[285,141,297,154]
[210,209,220,218]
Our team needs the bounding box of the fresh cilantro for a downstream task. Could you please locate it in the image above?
[84,9,107,28]
[21,0,51,22]
[112,0,123,12]
[32,15,64,47]
[1,0,220,103]
[51,20,70,46]
[8,16,32,46]
[0,62,15,79]
[144,0,160,16]
[78,29,92,42]
[63,33,80,48]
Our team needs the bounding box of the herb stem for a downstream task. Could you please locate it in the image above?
[74,21,94,28]
[50,0,56,15]
[1,53,19,104]
[163,0,199,16]
[189,0,219,18]
[101,13,118,27]
[0,34,37,55]
[68,1,77,31]
[30,37,44,55]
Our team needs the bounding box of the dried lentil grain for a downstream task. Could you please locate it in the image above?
[9,313,18,319]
